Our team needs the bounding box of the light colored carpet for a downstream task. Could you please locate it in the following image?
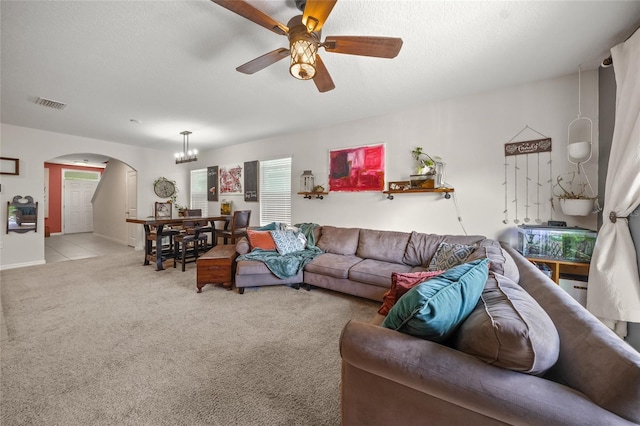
[0,252,378,425]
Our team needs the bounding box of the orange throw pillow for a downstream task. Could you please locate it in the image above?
[246,230,277,251]
[378,271,444,316]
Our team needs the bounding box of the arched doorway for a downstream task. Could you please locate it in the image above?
[44,153,137,246]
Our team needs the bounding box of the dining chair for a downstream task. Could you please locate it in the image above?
[173,215,208,272]
[185,208,215,248]
[215,210,251,245]
[149,201,180,258]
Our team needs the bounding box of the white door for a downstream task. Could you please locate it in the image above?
[126,170,138,247]
[64,180,98,234]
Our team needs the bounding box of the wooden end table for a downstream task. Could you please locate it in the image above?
[196,244,237,293]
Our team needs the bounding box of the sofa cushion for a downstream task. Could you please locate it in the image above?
[382,258,489,342]
[356,229,411,264]
[270,229,306,255]
[454,272,560,376]
[304,253,363,279]
[427,242,476,271]
[246,230,277,251]
[235,259,273,275]
[378,271,444,316]
[348,259,413,288]
[402,231,486,267]
[465,240,520,282]
[316,226,360,255]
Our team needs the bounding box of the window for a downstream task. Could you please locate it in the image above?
[259,157,291,226]
[190,169,208,215]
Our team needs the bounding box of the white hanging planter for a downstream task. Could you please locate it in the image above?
[560,198,595,216]
[568,141,592,162]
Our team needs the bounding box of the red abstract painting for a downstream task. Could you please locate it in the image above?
[329,144,385,192]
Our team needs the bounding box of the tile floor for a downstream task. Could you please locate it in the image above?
[45,232,135,263]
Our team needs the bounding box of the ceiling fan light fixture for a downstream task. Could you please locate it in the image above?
[289,32,318,80]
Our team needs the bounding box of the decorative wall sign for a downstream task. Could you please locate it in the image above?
[503,126,553,225]
[329,143,385,192]
[244,160,259,202]
[504,138,552,156]
[219,164,243,195]
[207,166,218,201]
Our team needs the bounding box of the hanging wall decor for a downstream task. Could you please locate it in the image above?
[244,160,259,202]
[207,166,218,201]
[503,126,553,225]
[329,143,385,192]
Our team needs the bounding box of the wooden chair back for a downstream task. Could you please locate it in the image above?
[231,210,251,231]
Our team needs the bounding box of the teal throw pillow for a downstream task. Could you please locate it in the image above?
[270,230,306,255]
[382,258,489,342]
[427,242,476,271]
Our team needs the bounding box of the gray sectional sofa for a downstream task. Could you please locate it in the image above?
[234,225,640,425]
[235,225,507,299]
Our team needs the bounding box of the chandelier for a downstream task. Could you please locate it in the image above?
[175,131,198,164]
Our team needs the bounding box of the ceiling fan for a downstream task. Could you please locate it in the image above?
[211,0,403,93]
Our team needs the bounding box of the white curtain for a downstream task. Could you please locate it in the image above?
[587,29,640,338]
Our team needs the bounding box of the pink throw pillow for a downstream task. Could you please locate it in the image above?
[378,271,444,316]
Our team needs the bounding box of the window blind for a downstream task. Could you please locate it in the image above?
[190,169,208,215]
[259,157,291,226]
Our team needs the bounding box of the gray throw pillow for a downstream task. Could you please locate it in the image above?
[427,242,475,271]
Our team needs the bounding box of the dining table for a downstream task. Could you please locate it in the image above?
[126,215,230,271]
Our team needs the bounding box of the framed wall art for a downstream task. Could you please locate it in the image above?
[329,143,385,192]
[0,157,19,175]
[154,201,172,219]
[219,164,243,195]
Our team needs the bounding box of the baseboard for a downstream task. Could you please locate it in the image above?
[0,259,46,271]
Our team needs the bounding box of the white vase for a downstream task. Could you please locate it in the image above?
[560,198,594,216]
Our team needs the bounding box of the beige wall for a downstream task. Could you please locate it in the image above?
[0,126,190,269]
[201,71,599,243]
[0,70,599,269]
[92,160,131,245]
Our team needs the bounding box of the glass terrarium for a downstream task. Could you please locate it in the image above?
[517,225,597,262]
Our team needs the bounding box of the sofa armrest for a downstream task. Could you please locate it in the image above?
[340,320,636,426]
[235,237,250,255]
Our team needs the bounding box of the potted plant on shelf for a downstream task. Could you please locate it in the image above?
[553,172,597,216]
[410,147,441,189]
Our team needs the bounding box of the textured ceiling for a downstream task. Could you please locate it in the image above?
[2,1,639,158]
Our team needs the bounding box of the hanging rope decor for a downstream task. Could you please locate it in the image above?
[503,125,553,225]
[503,159,509,224]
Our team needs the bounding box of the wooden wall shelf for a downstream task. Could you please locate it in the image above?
[383,187,455,200]
[298,191,328,200]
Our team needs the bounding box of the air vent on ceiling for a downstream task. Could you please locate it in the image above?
[35,97,67,110]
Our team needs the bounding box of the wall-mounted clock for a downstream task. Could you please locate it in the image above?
[154,177,176,198]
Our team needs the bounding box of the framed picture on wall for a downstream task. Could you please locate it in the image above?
[154,202,172,219]
[0,157,19,175]
[219,164,243,195]
[329,143,385,192]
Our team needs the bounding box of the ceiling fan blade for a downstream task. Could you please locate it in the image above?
[211,0,288,35]
[302,0,337,32]
[313,54,335,93]
[323,36,403,58]
[236,48,290,74]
